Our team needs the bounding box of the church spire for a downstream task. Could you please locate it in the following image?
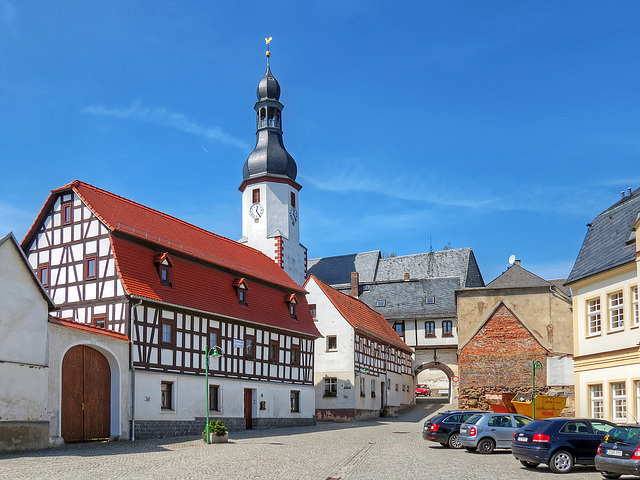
[242,39,297,184]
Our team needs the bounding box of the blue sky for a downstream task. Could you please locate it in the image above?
[1,1,639,284]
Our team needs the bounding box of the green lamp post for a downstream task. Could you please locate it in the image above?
[532,360,543,420]
[204,345,224,444]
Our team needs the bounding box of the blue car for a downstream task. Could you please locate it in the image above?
[512,418,616,473]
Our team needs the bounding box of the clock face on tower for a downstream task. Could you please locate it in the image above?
[249,203,264,220]
[289,206,298,225]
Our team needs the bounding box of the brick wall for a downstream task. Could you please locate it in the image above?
[459,303,550,409]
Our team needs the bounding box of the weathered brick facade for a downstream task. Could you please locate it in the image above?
[458,303,548,408]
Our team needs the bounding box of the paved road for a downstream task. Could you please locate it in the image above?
[0,399,622,479]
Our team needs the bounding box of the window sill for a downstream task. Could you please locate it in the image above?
[326,349,338,353]
[607,328,624,334]
[586,332,602,338]
[442,334,454,337]
[425,334,436,338]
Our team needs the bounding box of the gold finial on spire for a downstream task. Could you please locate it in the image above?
[265,36,272,61]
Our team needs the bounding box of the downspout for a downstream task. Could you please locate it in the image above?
[130,298,143,441]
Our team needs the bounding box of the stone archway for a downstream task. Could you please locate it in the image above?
[415,361,458,405]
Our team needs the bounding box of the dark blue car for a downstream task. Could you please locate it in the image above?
[512,418,616,473]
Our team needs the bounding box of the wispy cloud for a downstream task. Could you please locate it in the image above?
[0,0,16,24]
[82,101,249,150]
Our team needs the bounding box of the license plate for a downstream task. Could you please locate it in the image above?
[606,449,623,456]
[517,437,528,442]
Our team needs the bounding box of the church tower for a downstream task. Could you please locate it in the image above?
[239,42,307,285]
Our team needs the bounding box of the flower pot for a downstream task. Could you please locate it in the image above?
[208,432,229,443]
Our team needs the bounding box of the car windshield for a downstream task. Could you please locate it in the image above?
[605,427,640,444]
[464,414,482,425]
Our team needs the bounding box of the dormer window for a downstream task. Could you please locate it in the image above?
[285,293,298,318]
[233,278,248,305]
[426,296,436,304]
[154,252,173,287]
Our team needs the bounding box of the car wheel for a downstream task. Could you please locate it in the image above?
[549,450,573,474]
[477,438,495,454]
[601,474,621,480]
[448,433,463,449]
[464,447,477,452]
[519,460,539,469]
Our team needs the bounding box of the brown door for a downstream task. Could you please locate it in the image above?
[244,388,253,429]
[61,345,111,442]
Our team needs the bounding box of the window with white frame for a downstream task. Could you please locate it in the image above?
[326,335,337,351]
[609,291,624,330]
[324,377,337,396]
[633,286,639,327]
[371,379,376,397]
[636,381,640,423]
[587,298,601,335]
[290,390,300,412]
[161,381,173,410]
[612,382,627,423]
[209,385,220,411]
[360,377,365,397]
[590,384,603,419]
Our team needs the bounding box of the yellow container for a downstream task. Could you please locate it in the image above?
[511,395,566,419]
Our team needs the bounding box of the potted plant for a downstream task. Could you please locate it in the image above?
[323,390,337,397]
[379,407,388,417]
[202,419,228,443]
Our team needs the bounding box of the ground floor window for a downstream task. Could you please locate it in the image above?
[371,380,376,397]
[360,377,365,397]
[161,381,173,410]
[324,377,337,397]
[611,382,626,423]
[209,384,220,411]
[589,384,603,419]
[290,390,300,412]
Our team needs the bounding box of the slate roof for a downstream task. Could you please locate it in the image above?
[23,181,320,338]
[337,277,460,319]
[307,275,413,354]
[308,247,484,287]
[567,188,640,285]
[483,263,571,297]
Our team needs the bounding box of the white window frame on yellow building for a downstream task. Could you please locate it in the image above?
[588,383,604,419]
[610,381,627,423]
[632,285,639,328]
[586,296,602,337]
[607,291,624,332]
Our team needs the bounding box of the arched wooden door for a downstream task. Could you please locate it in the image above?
[61,345,111,442]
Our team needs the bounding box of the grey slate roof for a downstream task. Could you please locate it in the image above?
[484,263,571,297]
[336,277,460,319]
[567,188,640,285]
[308,247,484,287]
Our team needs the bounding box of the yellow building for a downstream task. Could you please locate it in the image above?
[567,189,640,423]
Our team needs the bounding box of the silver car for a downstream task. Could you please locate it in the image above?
[459,413,533,454]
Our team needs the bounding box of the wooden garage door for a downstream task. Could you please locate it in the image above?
[61,345,111,442]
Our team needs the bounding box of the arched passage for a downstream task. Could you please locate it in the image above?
[415,361,456,401]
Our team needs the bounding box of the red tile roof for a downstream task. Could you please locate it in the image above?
[49,316,130,342]
[112,235,321,337]
[306,275,412,353]
[23,180,302,292]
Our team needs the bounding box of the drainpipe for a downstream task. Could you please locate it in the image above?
[130,298,143,441]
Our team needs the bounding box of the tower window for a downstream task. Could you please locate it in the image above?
[252,189,260,204]
[291,192,296,208]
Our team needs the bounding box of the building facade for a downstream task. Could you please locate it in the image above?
[21,180,321,440]
[308,248,484,401]
[567,189,640,423]
[456,262,574,413]
[305,275,414,420]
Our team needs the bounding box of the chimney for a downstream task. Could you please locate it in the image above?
[404,272,410,280]
[350,272,359,297]
[515,259,521,266]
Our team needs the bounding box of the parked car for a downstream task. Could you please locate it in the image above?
[512,418,616,473]
[423,410,489,449]
[415,384,431,397]
[595,424,640,479]
[459,412,533,453]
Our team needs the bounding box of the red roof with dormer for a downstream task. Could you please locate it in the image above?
[305,275,412,353]
[24,181,320,338]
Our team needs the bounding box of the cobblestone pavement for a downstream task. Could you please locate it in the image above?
[0,400,621,480]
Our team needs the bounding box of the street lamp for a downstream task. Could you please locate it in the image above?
[532,360,543,420]
[204,345,224,444]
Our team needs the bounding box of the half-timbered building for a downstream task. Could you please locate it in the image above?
[304,275,414,420]
[22,180,321,440]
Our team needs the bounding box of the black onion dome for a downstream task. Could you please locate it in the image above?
[243,131,297,181]
[256,65,280,100]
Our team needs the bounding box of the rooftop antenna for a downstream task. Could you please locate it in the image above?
[508,254,516,268]
[265,36,273,67]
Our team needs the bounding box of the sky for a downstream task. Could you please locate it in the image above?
[1,1,639,284]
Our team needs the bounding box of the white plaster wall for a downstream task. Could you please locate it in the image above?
[576,364,640,422]
[547,356,574,386]
[574,268,638,356]
[134,371,314,421]
[0,237,50,426]
[306,278,357,410]
[48,326,130,443]
[408,317,459,348]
